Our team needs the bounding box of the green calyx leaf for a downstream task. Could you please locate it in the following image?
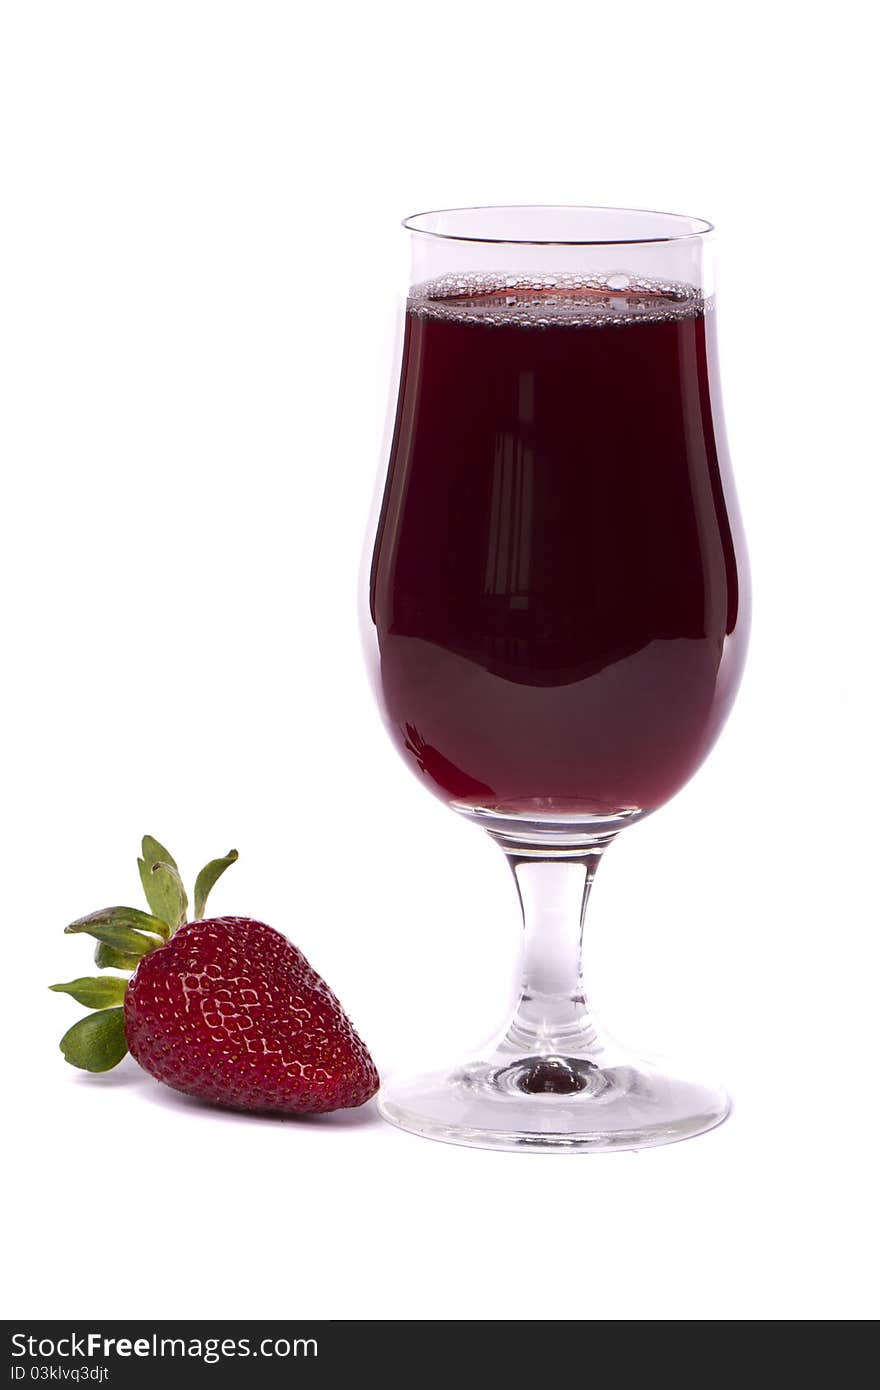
[141,835,178,871]
[65,907,166,957]
[94,941,141,971]
[50,976,128,1008]
[59,1008,128,1072]
[139,857,187,933]
[138,836,185,931]
[194,849,238,920]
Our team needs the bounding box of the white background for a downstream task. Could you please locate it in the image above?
[1,0,877,1322]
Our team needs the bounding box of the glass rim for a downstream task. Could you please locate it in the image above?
[402,204,714,247]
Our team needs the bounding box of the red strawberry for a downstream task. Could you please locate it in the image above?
[125,916,377,1113]
[50,837,378,1115]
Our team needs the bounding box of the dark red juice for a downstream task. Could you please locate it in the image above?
[368,276,748,819]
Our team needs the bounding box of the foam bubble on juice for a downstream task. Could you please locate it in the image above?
[408,272,707,328]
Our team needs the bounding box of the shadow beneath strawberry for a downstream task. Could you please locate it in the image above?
[296,1104,383,1129]
[72,1058,154,1090]
[137,1077,384,1128]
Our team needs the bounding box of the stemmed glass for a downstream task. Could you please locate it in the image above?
[364,206,748,1152]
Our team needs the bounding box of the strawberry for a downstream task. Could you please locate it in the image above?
[50,837,378,1114]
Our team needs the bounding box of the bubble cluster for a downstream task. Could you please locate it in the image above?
[408,272,708,329]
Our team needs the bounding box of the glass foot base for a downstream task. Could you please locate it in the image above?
[379,1053,730,1153]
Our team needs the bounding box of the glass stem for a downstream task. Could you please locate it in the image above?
[496,838,615,1059]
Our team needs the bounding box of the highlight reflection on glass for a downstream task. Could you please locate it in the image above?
[364,206,749,1152]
